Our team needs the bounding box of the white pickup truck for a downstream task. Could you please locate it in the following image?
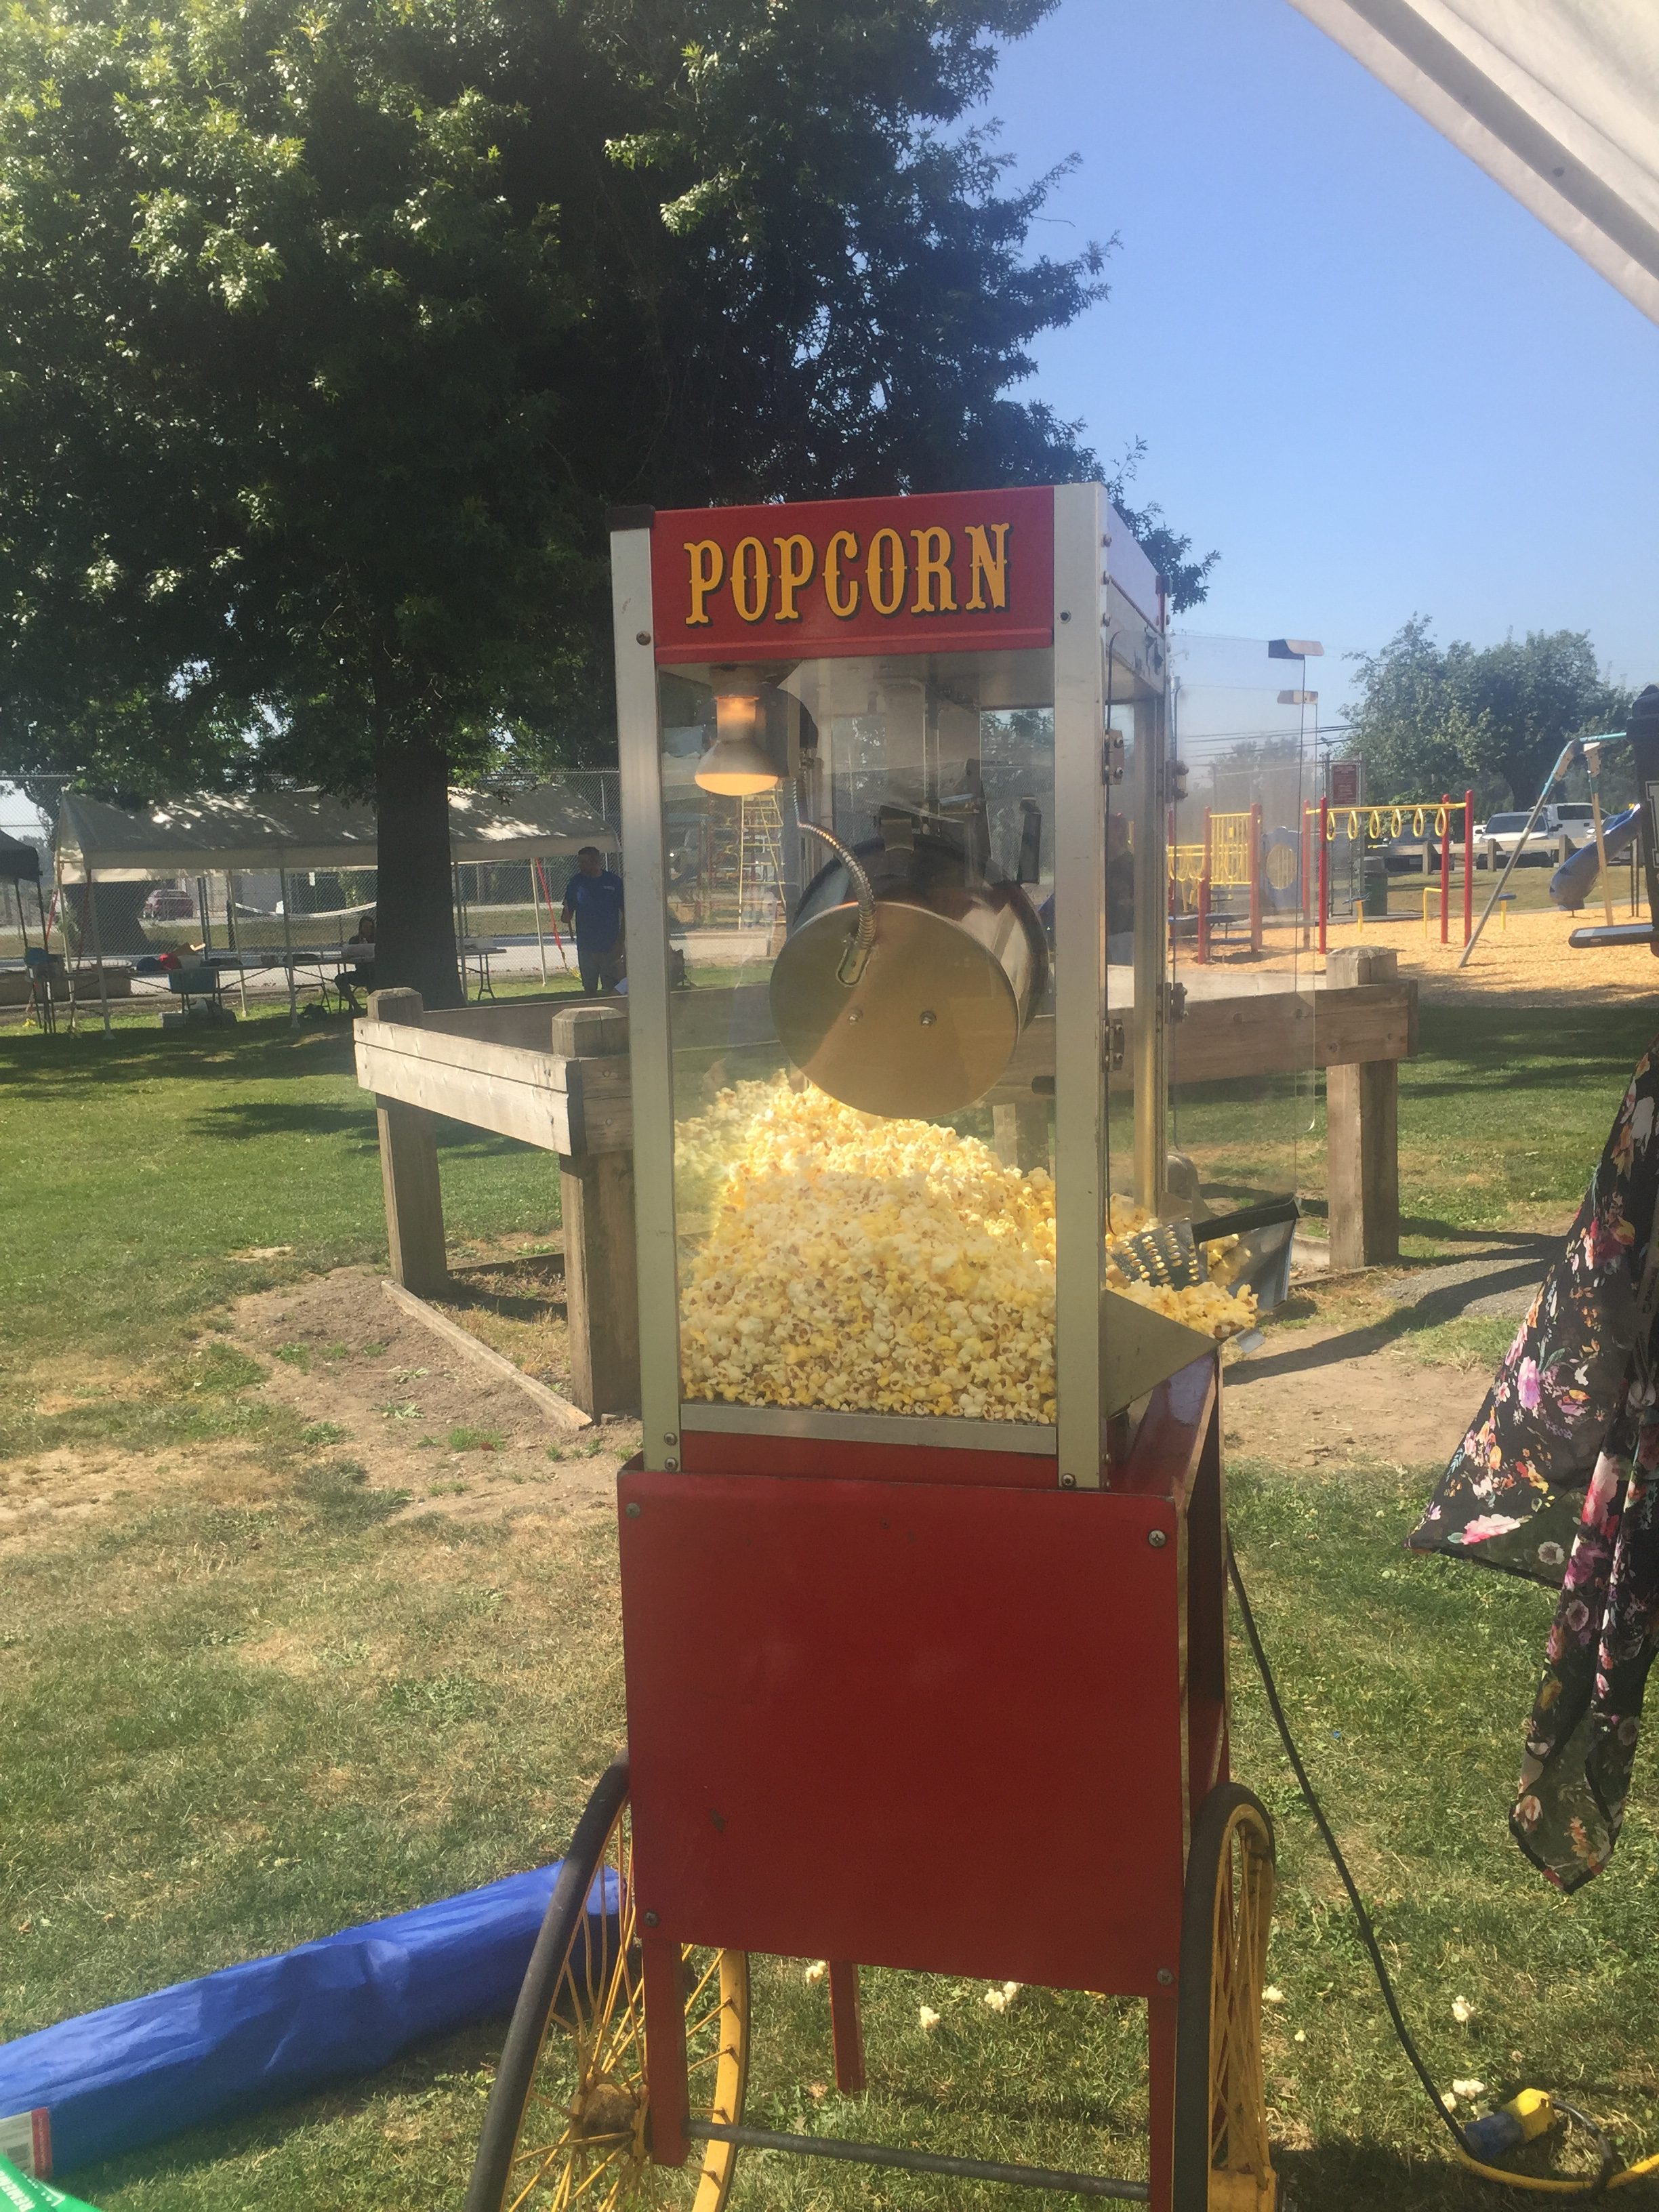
[1475,803,1596,868]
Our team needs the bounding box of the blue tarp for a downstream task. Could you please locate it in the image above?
[0,1864,567,2177]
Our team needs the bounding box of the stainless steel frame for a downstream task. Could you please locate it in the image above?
[1051,483,1107,1489]
[678,1401,1058,1456]
[611,520,682,1474]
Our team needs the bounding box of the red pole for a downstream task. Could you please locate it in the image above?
[1248,801,1263,955]
[1439,793,1451,945]
[1301,806,1313,949]
[1463,787,1475,944]
[1197,807,1212,964]
[1317,796,1329,959]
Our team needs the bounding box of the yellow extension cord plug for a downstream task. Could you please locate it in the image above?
[1462,2089,1555,2160]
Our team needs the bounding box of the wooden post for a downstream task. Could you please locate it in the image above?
[1324,947,1405,1270]
[368,987,449,1295]
[993,1098,1050,1172]
[552,1002,640,1416]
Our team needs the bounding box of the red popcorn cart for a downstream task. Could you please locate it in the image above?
[468,484,1302,2212]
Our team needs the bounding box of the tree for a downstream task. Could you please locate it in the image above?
[0,0,1211,1003]
[1342,617,1630,810]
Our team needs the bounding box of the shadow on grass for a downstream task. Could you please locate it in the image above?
[69,2020,502,2200]
[1233,1239,1559,1388]
[1273,2137,1540,2207]
[0,1019,361,1096]
[184,1098,540,1160]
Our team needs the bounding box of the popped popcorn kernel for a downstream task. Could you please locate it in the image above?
[675,1078,1256,1422]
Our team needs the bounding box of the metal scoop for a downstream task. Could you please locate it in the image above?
[1112,1196,1302,1298]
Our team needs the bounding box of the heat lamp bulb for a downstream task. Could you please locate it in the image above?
[695,695,780,796]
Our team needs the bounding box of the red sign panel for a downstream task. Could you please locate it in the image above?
[1330,762,1360,806]
[650,485,1055,663]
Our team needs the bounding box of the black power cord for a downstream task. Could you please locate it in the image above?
[1225,1536,1621,2194]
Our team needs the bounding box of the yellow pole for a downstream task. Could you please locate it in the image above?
[1422,885,1431,940]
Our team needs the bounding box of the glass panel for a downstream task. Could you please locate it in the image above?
[659,649,1057,1430]
[1163,633,1316,1309]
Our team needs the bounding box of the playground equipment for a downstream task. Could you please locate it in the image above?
[464,483,1315,2212]
[1306,793,1477,952]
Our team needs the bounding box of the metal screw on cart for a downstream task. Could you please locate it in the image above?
[664,1432,678,1446]
[1059,1472,1077,1489]
[1147,1529,1167,1549]
[665,1459,678,1471]
[644,1911,659,1928]
[1156,1968,1173,1986]
[636,631,652,644]
[625,1502,641,1518]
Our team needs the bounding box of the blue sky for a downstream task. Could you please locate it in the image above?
[981,0,1659,726]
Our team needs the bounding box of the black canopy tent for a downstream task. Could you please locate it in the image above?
[0,829,56,1027]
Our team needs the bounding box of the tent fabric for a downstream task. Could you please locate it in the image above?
[0,1862,586,2177]
[1287,0,1659,327]
[53,783,611,882]
[0,832,41,884]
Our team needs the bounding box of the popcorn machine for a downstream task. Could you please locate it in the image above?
[468,486,1287,2212]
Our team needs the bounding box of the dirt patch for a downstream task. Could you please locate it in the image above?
[230,1265,636,1524]
[1224,1324,1483,1473]
[0,1443,182,1542]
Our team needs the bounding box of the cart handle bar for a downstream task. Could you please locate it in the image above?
[688,2122,1150,2201]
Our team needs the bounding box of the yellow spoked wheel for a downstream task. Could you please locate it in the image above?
[1172,1783,1277,2212]
[466,1755,750,2212]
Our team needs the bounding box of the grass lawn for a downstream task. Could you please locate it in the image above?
[5,999,1659,2208]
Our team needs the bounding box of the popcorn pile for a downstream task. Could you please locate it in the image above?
[677,1080,1255,1422]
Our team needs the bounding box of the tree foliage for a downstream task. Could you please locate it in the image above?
[0,0,1210,999]
[1341,617,1631,809]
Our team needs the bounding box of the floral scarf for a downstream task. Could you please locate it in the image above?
[1408,1038,1659,1890]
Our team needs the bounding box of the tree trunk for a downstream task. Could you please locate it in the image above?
[375,739,464,1008]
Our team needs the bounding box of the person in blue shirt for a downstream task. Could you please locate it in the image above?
[560,846,625,994]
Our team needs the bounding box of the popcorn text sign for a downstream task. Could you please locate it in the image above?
[649,486,1055,663]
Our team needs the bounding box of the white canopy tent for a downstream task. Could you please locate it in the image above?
[51,781,615,1029]
[1287,0,1659,326]
[54,783,611,882]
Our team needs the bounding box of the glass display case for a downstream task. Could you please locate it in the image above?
[611,486,1299,1488]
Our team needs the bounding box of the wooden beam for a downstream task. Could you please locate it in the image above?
[552,1003,640,1416]
[354,1019,632,1153]
[381,1280,590,1431]
[367,989,448,1296]
[992,1098,1050,1172]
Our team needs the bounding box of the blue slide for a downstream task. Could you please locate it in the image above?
[1550,805,1641,909]
[0,1862,592,2178]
